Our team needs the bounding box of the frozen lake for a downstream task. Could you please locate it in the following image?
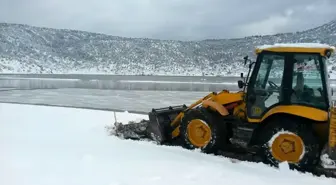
[0,74,334,92]
[0,88,206,113]
[0,73,241,82]
[0,88,334,114]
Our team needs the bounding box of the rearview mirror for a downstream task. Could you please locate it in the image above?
[238,80,245,89]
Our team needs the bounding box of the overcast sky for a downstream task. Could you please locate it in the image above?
[1,0,336,40]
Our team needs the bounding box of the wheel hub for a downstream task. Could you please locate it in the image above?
[270,132,305,163]
[187,119,211,147]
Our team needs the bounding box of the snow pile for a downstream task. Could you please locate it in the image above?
[320,153,336,169]
[0,103,336,185]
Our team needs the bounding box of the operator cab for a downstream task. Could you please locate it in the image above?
[240,43,335,119]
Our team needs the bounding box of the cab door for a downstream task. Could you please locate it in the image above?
[246,52,286,119]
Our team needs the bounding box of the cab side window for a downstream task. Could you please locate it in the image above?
[291,54,326,108]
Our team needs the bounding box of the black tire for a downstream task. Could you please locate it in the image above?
[179,107,228,153]
[258,117,320,172]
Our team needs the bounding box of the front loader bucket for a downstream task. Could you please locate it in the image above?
[111,104,187,144]
[147,105,187,144]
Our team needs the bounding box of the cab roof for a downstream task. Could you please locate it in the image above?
[255,43,335,56]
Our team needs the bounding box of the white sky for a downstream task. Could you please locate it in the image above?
[1,0,336,40]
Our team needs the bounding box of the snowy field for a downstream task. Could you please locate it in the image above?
[1,103,336,185]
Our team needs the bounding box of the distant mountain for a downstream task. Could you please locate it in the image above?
[0,20,336,77]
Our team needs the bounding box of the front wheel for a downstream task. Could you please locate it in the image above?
[179,107,228,153]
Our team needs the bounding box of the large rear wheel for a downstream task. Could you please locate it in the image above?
[179,107,228,153]
[258,117,320,172]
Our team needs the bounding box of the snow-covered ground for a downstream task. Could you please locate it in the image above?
[1,103,336,185]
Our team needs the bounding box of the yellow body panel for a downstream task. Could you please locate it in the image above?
[329,106,336,148]
[171,90,244,138]
[255,44,335,56]
[248,105,328,123]
[170,91,216,128]
[202,100,229,116]
[233,102,246,119]
[210,91,244,105]
[171,126,180,138]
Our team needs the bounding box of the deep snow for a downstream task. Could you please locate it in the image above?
[0,103,336,185]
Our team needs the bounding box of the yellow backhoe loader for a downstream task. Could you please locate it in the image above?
[112,43,336,177]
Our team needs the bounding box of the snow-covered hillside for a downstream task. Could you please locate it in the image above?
[1,103,335,185]
[0,20,336,76]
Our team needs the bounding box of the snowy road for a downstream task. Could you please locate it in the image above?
[1,103,335,185]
